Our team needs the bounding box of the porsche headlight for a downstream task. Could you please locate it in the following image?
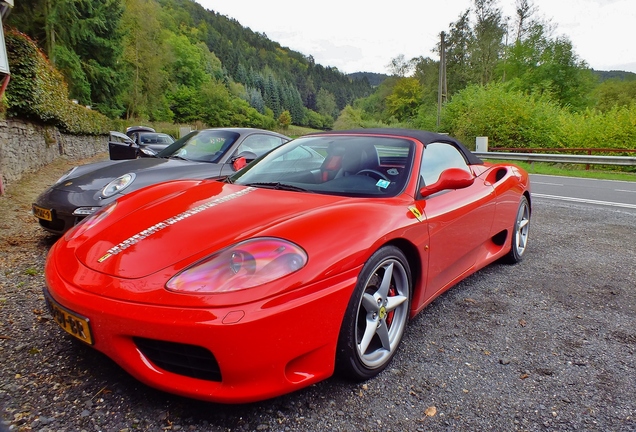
[101,173,135,198]
[65,201,117,241]
[166,238,307,294]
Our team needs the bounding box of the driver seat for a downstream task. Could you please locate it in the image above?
[337,145,380,178]
[320,143,346,181]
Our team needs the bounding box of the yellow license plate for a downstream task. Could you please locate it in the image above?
[33,204,53,221]
[45,294,93,345]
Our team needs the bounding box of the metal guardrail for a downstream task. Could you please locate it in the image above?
[473,152,636,166]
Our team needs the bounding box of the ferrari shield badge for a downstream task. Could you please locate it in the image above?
[408,206,424,222]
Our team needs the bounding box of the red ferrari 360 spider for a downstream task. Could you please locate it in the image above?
[44,128,531,403]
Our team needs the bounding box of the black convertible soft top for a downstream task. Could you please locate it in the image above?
[308,128,483,165]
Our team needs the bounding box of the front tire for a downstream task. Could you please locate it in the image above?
[336,246,412,381]
[504,195,530,263]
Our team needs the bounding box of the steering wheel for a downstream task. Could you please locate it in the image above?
[356,169,389,181]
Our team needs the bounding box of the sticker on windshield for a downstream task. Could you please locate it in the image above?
[376,179,390,189]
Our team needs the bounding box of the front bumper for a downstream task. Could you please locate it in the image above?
[33,187,99,235]
[44,248,357,403]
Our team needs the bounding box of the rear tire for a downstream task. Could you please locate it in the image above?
[504,195,530,263]
[336,246,411,381]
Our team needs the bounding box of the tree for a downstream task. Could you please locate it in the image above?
[316,88,338,119]
[501,4,594,110]
[512,0,538,43]
[470,0,506,85]
[444,9,474,94]
[387,54,413,77]
[52,45,91,104]
[411,56,440,105]
[593,80,636,112]
[121,0,170,120]
[386,77,423,121]
[64,0,127,116]
[278,110,292,129]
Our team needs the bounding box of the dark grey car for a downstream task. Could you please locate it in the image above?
[32,128,290,234]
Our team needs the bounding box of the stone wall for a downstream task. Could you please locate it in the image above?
[0,119,107,188]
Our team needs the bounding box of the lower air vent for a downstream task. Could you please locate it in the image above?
[134,337,222,382]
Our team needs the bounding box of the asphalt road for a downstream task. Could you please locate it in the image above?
[1,174,635,431]
[530,174,636,212]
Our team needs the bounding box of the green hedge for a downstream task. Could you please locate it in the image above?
[441,83,636,150]
[4,29,111,135]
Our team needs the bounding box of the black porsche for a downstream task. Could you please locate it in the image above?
[32,128,290,234]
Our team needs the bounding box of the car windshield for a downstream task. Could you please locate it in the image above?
[138,133,174,145]
[231,135,414,198]
[157,130,240,163]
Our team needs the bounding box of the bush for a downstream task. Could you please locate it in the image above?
[333,105,390,130]
[558,105,636,150]
[4,29,111,135]
[441,83,562,149]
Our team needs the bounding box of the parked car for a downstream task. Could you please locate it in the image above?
[43,128,531,403]
[32,128,291,234]
[108,130,175,159]
[125,125,155,136]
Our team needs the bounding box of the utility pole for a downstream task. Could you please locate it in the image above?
[437,31,447,129]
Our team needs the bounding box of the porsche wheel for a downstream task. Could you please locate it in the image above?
[504,195,530,263]
[336,246,411,381]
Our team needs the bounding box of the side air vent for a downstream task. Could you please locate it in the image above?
[492,230,508,246]
[495,168,507,182]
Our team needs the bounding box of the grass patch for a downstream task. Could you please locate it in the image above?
[23,268,39,276]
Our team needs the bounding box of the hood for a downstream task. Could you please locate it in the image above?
[55,158,224,193]
[72,182,348,279]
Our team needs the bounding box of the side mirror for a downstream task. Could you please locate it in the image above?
[231,151,258,171]
[419,168,474,197]
[232,157,248,171]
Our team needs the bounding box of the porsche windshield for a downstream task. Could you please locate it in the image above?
[231,135,414,197]
[157,130,240,163]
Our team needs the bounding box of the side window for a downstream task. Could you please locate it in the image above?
[420,142,471,185]
[236,135,284,157]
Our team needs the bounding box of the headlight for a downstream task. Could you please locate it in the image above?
[53,167,78,186]
[72,206,101,216]
[166,238,308,294]
[65,202,117,241]
[101,173,135,198]
[140,148,157,156]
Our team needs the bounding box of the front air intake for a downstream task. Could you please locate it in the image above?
[133,337,222,382]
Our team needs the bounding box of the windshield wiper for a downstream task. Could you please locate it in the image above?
[244,182,313,193]
[168,154,188,160]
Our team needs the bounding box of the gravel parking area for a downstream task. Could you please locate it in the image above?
[1,158,635,431]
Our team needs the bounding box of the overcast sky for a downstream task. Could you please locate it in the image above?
[196,0,636,75]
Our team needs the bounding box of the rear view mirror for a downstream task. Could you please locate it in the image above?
[419,168,474,197]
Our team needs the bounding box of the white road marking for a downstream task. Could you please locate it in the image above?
[533,193,636,210]
[615,189,636,194]
[532,181,563,186]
